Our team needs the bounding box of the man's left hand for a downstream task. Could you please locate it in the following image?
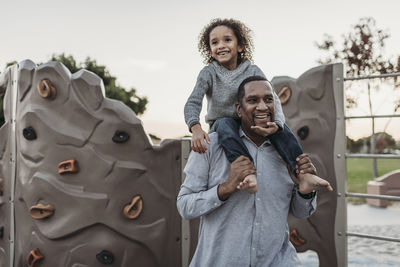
[250,122,278,137]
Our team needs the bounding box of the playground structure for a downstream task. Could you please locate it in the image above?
[0,60,399,266]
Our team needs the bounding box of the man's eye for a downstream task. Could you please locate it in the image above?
[265,97,273,103]
[247,98,256,103]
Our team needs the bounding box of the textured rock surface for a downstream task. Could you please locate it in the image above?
[272,64,339,267]
[0,60,182,267]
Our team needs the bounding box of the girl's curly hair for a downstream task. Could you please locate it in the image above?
[198,18,254,64]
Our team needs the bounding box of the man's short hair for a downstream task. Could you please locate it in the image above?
[237,76,269,104]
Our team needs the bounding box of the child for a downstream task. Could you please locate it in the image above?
[184,18,332,194]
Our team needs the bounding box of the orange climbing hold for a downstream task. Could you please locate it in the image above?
[29,203,55,220]
[289,228,306,247]
[58,159,79,174]
[37,79,56,99]
[27,248,44,267]
[123,195,143,219]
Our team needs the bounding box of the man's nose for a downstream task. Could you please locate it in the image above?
[256,101,268,110]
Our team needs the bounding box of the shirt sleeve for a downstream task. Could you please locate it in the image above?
[184,67,212,131]
[176,148,225,220]
[289,187,317,219]
[251,65,285,128]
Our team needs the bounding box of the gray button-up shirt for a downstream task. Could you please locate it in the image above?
[177,130,317,267]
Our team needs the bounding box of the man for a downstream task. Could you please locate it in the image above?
[177,76,332,266]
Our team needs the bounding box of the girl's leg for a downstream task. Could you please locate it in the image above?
[268,123,303,176]
[212,117,253,163]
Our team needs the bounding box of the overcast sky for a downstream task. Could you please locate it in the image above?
[1,0,400,140]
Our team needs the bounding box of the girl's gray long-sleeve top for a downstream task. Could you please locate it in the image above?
[184,60,285,131]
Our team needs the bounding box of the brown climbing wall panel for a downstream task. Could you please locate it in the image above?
[0,60,182,267]
[271,64,339,267]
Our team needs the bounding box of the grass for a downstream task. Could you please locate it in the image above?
[346,158,400,204]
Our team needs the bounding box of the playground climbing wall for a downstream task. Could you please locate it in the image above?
[0,60,183,267]
[272,63,344,267]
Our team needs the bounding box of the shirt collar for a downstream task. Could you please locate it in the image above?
[239,127,271,147]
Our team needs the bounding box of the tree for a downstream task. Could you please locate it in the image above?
[316,17,400,178]
[0,54,148,126]
[315,17,400,110]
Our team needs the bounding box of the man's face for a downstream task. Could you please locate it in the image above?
[237,80,275,137]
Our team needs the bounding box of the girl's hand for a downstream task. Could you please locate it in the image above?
[190,124,210,153]
[250,122,278,137]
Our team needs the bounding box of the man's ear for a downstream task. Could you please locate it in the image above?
[236,102,242,118]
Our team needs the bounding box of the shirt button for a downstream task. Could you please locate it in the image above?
[252,247,255,250]
[214,203,218,206]
[255,223,259,226]
[257,198,261,201]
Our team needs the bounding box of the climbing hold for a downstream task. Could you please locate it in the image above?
[37,79,56,99]
[0,178,3,196]
[297,126,309,140]
[58,159,79,175]
[0,226,3,238]
[27,248,44,267]
[96,250,114,264]
[29,203,55,220]
[112,130,130,143]
[23,127,37,140]
[289,228,306,247]
[277,86,292,105]
[123,195,143,220]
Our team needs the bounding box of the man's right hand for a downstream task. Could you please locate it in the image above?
[218,156,256,201]
[191,124,210,154]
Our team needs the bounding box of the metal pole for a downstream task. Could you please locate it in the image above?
[346,232,400,243]
[344,72,400,81]
[333,63,348,267]
[10,64,19,267]
[346,153,400,159]
[180,139,191,267]
[345,114,400,119]
[367,83,378,179]
[345,192,400,201]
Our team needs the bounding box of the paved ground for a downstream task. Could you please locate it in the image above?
[298,203,400,266]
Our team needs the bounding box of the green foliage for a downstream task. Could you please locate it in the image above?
[0,54,148,127]
[347,132,399,153]
[346,158,400,203]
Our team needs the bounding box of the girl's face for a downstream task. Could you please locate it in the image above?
[209,25,243,70]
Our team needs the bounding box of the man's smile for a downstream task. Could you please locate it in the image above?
[254,112,272,123]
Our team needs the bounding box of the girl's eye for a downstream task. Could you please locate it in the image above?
[225,38,231,42]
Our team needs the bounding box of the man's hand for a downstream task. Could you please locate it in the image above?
[218,156,256,200]
[250,122,278,137]
[290,154,333,194]
[295,153,317,175]
[190,124,210,154]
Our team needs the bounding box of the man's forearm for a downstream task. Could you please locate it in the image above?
[177,185,225,220]
[217,180,237,201]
